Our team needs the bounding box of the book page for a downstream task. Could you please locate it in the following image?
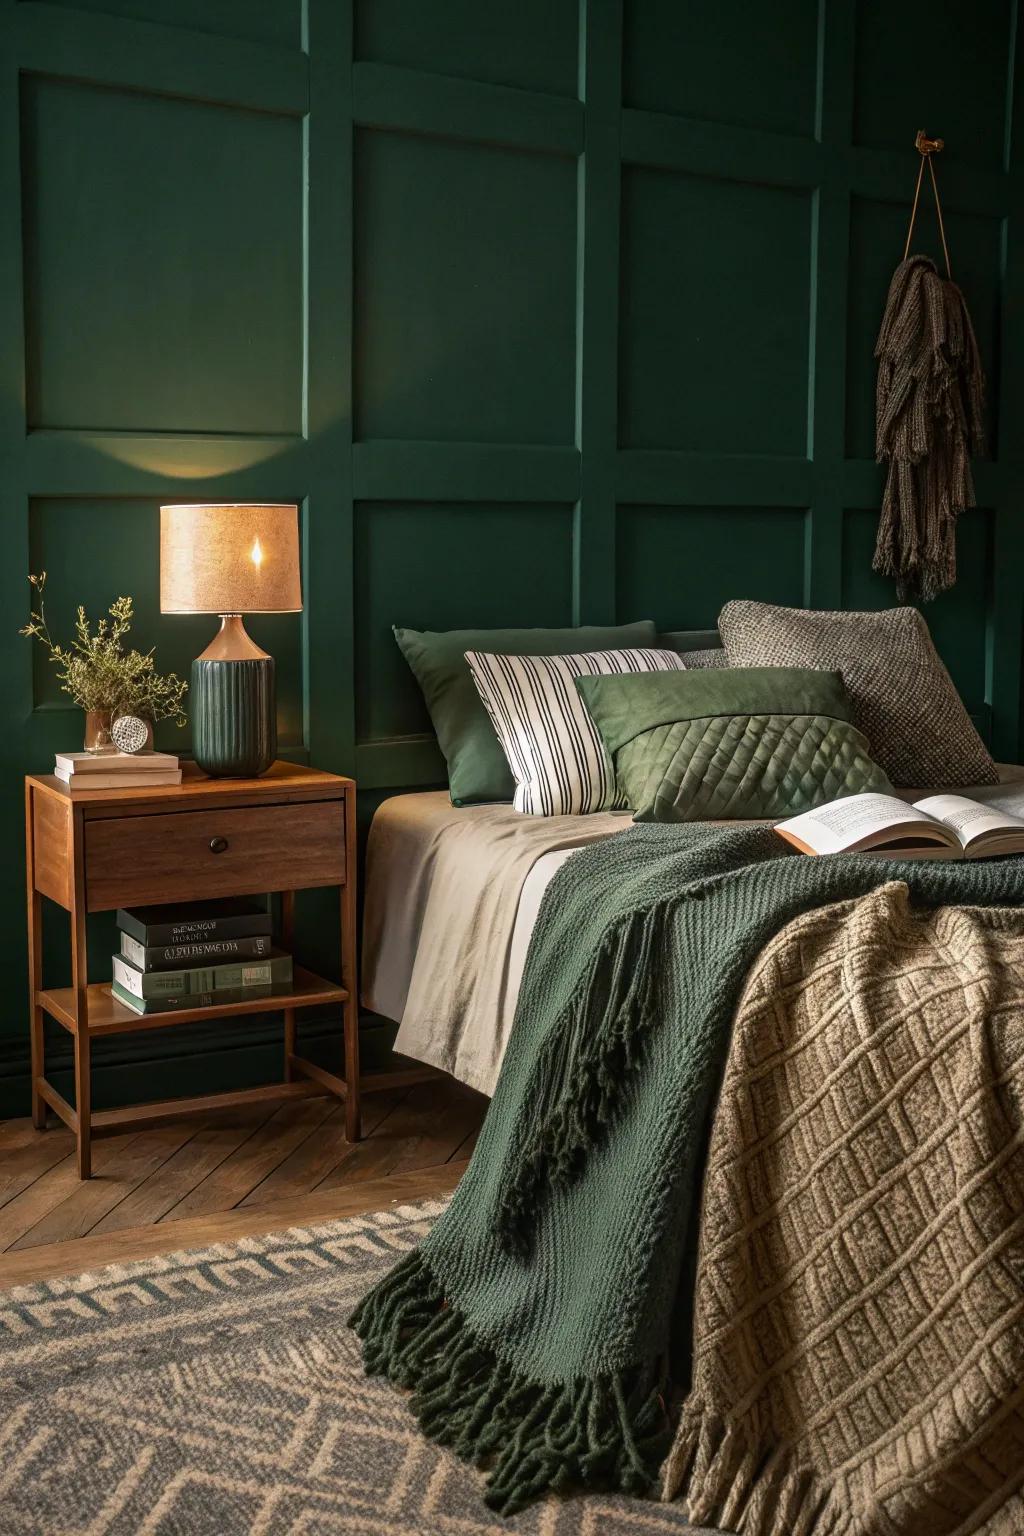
[913,794,1024,850]
[777,793,951,855]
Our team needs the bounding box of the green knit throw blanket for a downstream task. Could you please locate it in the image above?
[351,824,1024,1514]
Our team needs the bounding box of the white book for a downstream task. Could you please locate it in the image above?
[54,765,182,790]
[54,750,179,775]
[777,792,1024,861]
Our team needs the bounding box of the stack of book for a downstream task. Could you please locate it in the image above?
[111,898,292,1015]
[55,751,182,791]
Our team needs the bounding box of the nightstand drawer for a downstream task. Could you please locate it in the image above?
[84,799,346,912]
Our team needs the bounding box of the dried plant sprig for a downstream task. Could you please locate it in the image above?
[20,573,188,726]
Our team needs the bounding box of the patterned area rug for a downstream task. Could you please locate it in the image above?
[0,1199,721,1535]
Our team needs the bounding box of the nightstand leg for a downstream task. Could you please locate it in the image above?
[74,1026,91,1180]
[281,891,296,1080]
[27,892,45,1131]
[25,785,46,1130]
[71,807,91,1179]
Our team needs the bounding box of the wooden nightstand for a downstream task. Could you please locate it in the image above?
[25,761,366,1178]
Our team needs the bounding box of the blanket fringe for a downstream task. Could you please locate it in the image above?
[495,899,671,1256]
[350,1250,671,1516]
[663,1400,853,1536]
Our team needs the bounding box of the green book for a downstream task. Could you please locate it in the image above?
[111,949,293,1001]
[111,980,276,1016]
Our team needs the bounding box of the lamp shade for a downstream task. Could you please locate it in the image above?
[160,504,302,614]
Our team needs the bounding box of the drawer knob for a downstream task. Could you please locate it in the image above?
[209,836,229,855]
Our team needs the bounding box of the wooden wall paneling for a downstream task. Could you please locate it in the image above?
[805,0,855,610]
[305,0,354,778]
[0,0,1022,1115]
[41,0,303,50]
[622,0,820,138]
[573,0,621,625]
[354,0,580,98]
[617,505,808,631]
[14,3,308,115]
[1,0,314,1114]
[988,5,1024,763]
[1,0,35,1116]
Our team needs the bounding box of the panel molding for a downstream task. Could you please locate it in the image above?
[621,106,824,189]
[616,450,812,506]
[24,432,307,497]
[572,0,621,622]
[353,441,580,502]
[354,735,446,790]
[352,59,584,157]
[16,1,309,116]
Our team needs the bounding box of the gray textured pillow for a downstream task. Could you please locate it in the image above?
[717,600,997,788]
[676,647,727,669]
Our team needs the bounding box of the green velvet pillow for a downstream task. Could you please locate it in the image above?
[576,666,892,821]
[394,621,658,805]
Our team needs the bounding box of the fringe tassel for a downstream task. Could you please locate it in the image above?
[349,1250,671,1516]
[494,898,673,1256]
[662,1400,852,1536]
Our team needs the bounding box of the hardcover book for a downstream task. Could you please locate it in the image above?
[55,751,180,774]
[55,767,182,790]
[111,950,293,1000]
[119,930,274,972]
[116,899,273,947]
[110,981,276,1015]
[776,792,1024,860]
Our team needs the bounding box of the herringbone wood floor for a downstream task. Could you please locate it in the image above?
[0,1076,484,1289]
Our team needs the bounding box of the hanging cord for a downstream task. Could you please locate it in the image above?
[903,129,952,277]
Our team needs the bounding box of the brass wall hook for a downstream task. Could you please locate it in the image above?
[915,130,944,156]
[904,131,951,275]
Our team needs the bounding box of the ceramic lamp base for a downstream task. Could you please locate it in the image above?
[191,655,277,777]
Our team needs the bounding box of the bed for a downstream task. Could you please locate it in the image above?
[356,610,1024,1529]
[361,767,1024,1097]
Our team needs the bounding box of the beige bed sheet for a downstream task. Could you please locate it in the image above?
[361,793,631,1094]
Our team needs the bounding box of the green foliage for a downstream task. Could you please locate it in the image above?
[20,573,188,726]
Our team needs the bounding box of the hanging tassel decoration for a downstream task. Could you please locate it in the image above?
[873,133,986,603]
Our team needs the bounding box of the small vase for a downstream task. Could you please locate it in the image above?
[83,709,114,754]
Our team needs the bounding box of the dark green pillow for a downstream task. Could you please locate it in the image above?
[576,666,891,821]
[394,621,658,805]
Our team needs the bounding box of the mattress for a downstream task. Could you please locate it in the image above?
[362,768,1024,1097]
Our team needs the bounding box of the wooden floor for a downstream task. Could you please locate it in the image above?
[0,1076,484,1289]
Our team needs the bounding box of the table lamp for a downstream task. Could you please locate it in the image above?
[160,503,302,777]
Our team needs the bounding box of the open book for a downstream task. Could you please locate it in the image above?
[776,792,1024,860]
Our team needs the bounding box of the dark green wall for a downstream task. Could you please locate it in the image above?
[0,0,1021,1113]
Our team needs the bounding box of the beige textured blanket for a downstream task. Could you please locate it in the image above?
[664,882,1024,1536]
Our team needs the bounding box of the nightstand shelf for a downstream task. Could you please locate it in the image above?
[38,967,348,1036]
[23,760,398,1179]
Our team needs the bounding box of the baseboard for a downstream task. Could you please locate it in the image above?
[0,1010,400,1122]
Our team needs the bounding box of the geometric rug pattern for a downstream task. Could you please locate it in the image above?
[0,1198,721,1535]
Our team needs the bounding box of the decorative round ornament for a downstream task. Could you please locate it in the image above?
[111,714,149,754]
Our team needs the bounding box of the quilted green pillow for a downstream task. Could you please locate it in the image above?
[575,666,891,821]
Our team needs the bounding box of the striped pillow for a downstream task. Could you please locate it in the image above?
[465,647,685,815]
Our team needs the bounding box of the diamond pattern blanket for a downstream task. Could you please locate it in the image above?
[663,882,1024,1535]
